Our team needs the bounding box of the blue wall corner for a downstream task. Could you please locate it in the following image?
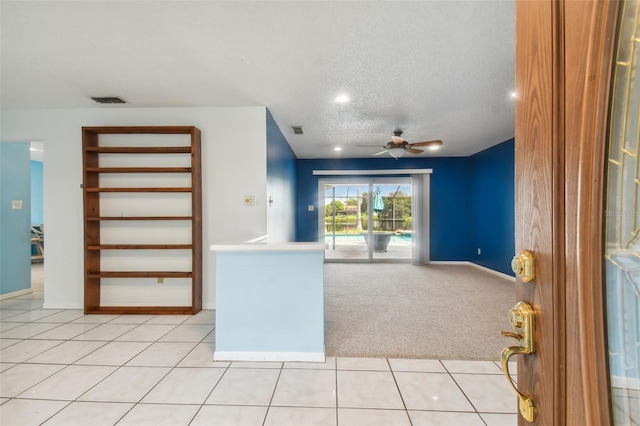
[1,143,32,295]
[266,110,298,242]
[31,160,44,225]
[468,139,515,276]
[294,140,515,274]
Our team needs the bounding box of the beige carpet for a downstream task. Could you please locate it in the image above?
[324,263,516,361]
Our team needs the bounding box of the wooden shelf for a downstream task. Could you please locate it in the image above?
[85,187,192,193]
[82,126,197,135]
[85,167,192,173]
[86,216,192,221]
[87,271,193,278]
[83,125,202,315]
[84,146,191,154]
[85,306,196,315]
[87,244,192,250]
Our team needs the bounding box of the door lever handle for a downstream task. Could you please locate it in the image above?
[500,330,523,340]
[500,301,536,423]
[502,344,535,422]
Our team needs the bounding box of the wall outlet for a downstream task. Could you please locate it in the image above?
[11,200,23,210]
[157,277,164,284]
[477,248,481,255]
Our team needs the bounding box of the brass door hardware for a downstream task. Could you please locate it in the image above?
[501,301,536,422]
[511,250,535,282]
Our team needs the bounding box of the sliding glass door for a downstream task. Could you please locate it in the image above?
[321,178,413,262]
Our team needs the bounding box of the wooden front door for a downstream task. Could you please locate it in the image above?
[514,0,620,424]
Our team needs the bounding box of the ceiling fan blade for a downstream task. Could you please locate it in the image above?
[406,147,424,155]
[372,149,388,156]
[409,139,443,148]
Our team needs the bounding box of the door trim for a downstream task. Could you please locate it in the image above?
[565,1,620,424]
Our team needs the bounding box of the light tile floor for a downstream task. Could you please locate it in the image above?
[0,291,517,425]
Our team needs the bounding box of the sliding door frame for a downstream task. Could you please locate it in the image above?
[318,176,417,263]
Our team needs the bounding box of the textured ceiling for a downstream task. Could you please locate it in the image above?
[0,1,515,159]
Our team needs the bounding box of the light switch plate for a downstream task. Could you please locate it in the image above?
[244,195,255,206]
[308,205,315,211]
[11,200,23,210]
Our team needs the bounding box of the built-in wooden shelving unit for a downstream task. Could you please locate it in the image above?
[82,126,202,315]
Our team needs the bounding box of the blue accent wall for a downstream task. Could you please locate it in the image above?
[295,140,515,273]
[1,143,32,295]
[468,139,515,275]
[296,157,471,261]
[31,160,43,225]
[266,110,297,242]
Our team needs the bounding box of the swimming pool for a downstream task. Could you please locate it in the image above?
[324,233,412,245]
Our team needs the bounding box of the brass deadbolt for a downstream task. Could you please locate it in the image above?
[512,250,535,282]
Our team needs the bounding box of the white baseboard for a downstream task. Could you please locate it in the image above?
[42,303,83,309]
[214,351,325,363]
[428,261,469,265]
[427,261,515,281]
[469,262,515,281]
[0,288,32,301]
[612,375,640,390]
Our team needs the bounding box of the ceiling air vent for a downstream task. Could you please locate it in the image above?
[91,96,127,104]
[290,126,304,135]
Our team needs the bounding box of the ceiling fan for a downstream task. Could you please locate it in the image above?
[360,130,443,159]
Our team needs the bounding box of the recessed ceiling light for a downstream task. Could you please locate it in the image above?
[334,147,343,151]
[334,94,351,103]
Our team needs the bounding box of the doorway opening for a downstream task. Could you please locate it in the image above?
[30,141,44,293]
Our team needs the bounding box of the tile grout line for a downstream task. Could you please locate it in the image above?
[34,399,73,426]
[188,363,231,426]
[335,357,339,426]
[386,357,414,426]
[442,360,489,426]
[261,360,285,426]
[111,320,215,426]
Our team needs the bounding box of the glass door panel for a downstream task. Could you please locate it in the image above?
[323,184,369,260]
[370,183,413,261]
[603,1,640,424]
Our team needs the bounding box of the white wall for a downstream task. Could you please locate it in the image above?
[0,107,267,309]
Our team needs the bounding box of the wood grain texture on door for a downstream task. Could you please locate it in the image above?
[515,0,562,424]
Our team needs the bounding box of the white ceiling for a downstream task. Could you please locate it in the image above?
[0,1,515,159]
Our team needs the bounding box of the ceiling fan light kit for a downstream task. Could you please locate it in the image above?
[389,149,406,159]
